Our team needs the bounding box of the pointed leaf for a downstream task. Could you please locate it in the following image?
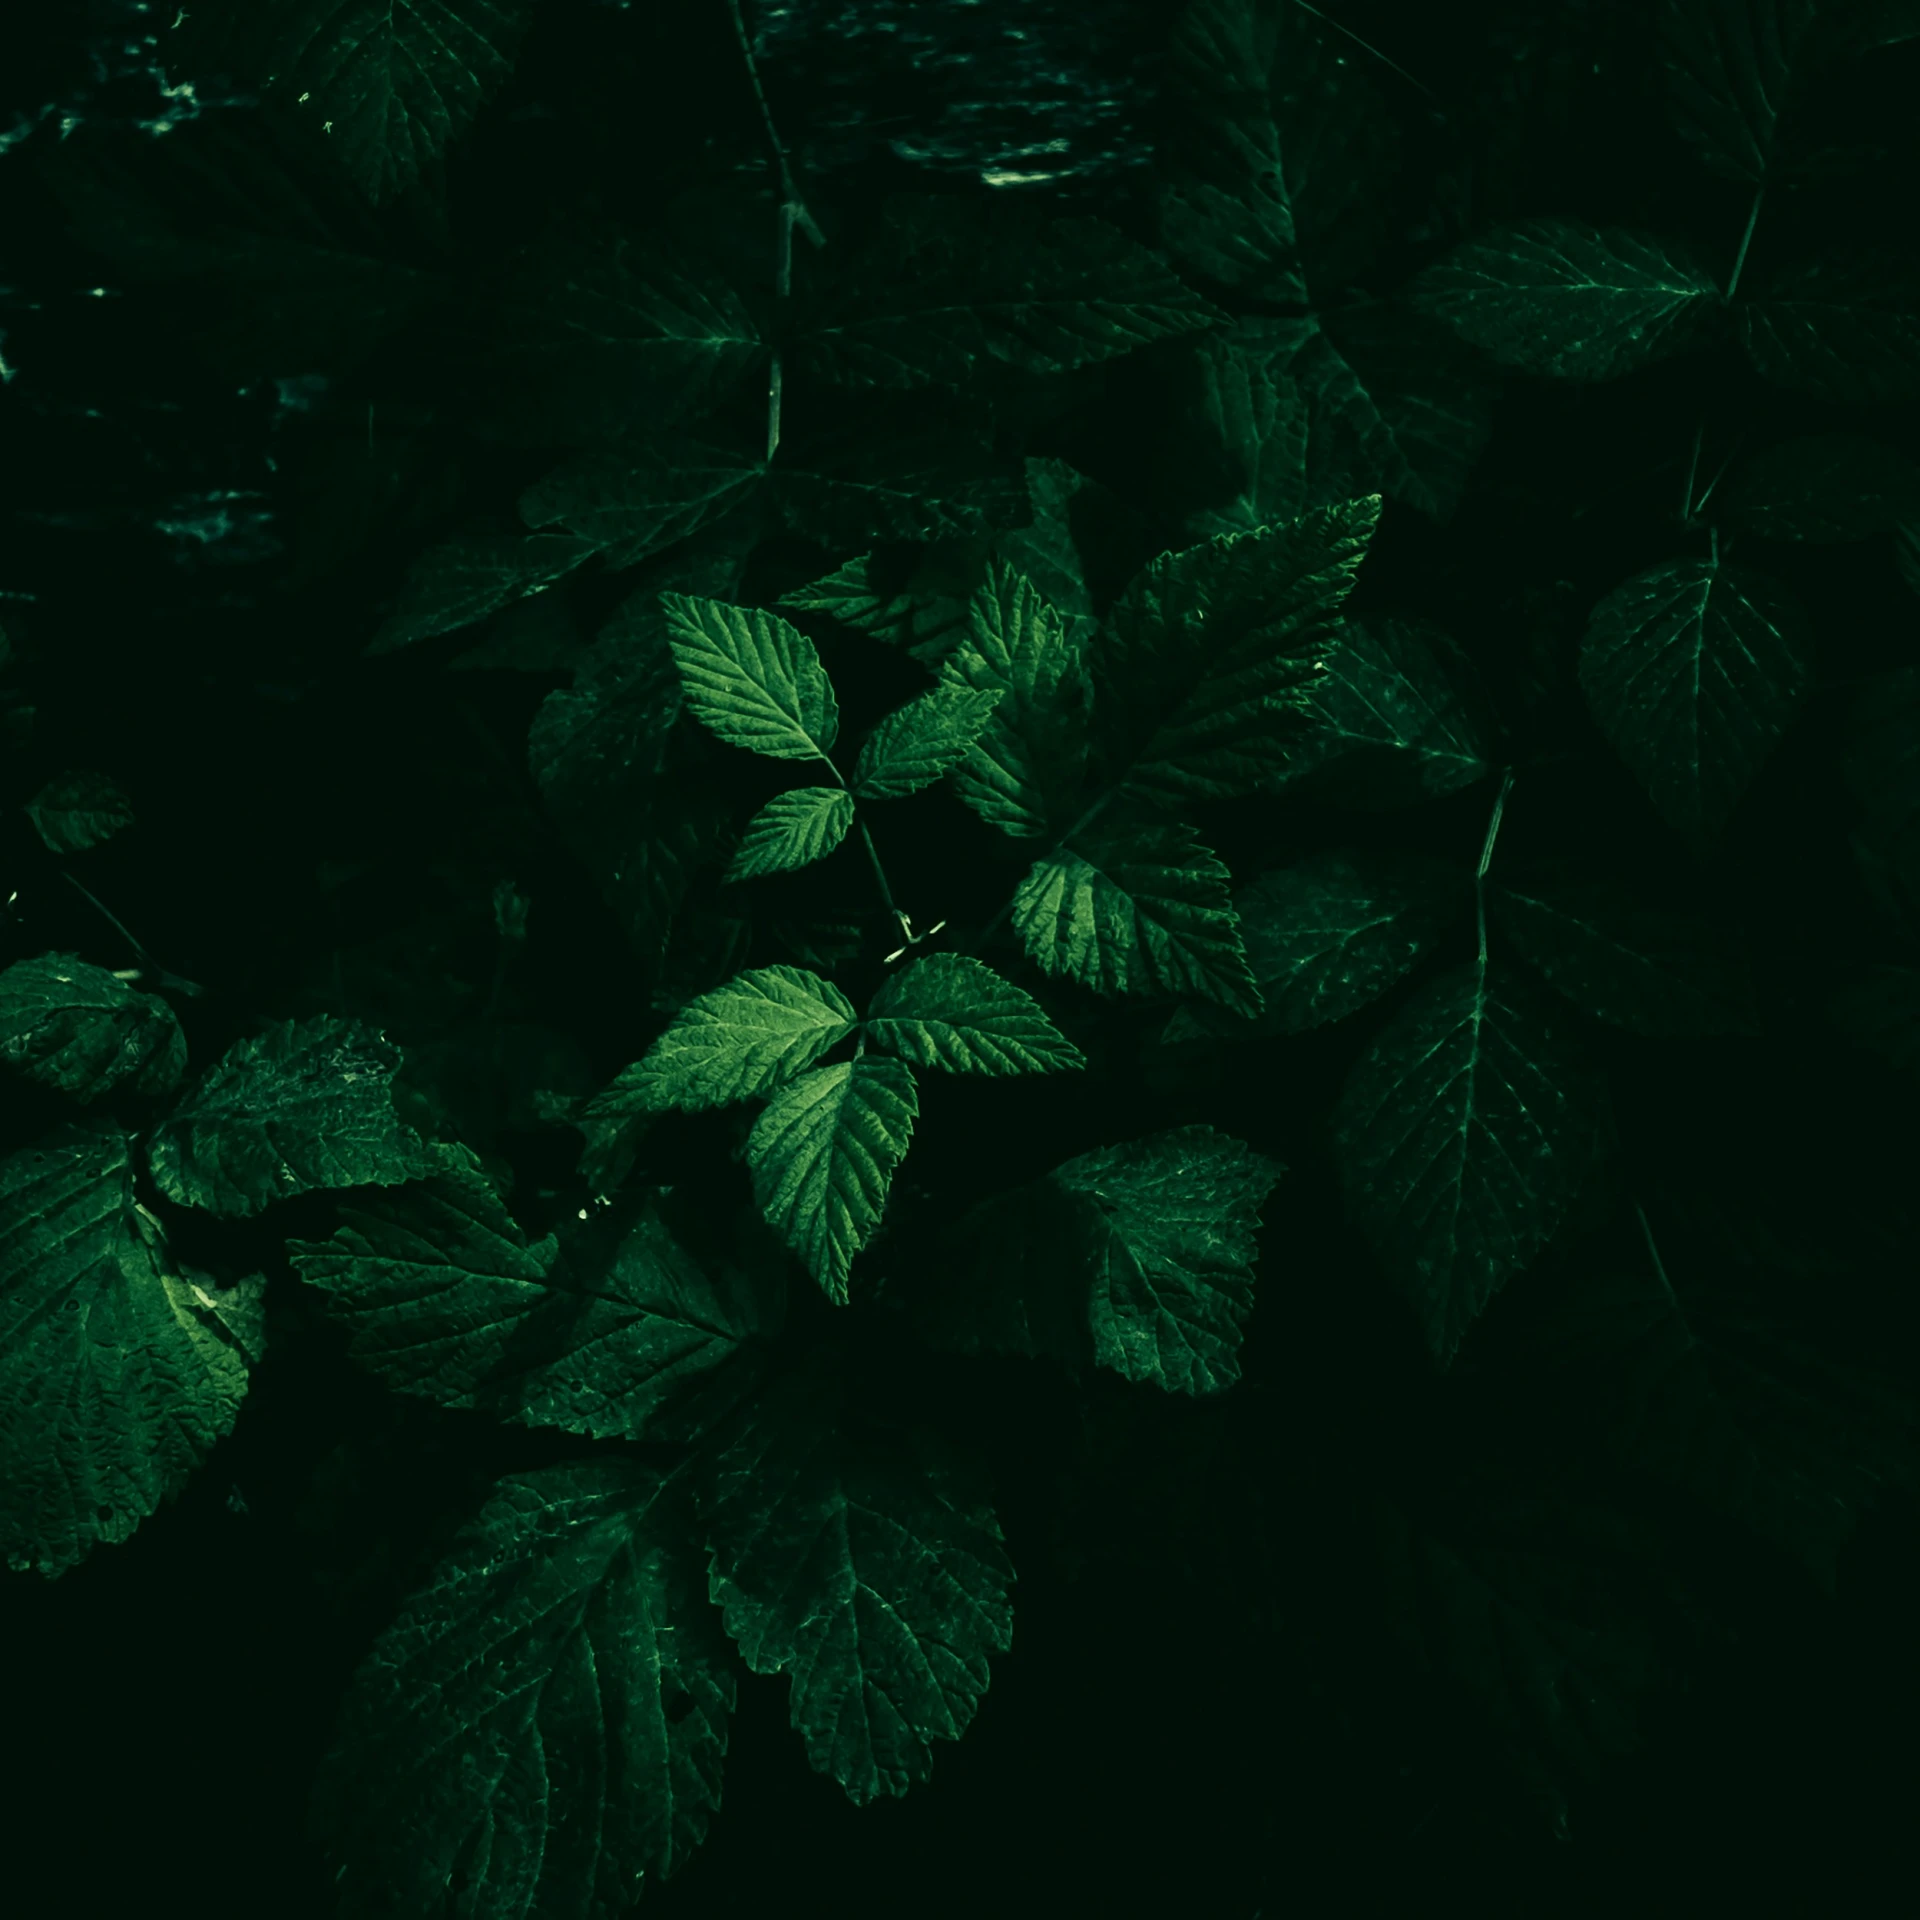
[1,1121,265,1577]
[0,953,186,1103]
[939,560,1093,838]
[148,1015,432,1218]
[1736,250,1920,406]
[1013,806,1262,1018]
[1185,318,1314,538]
[1094,498,1380,808]
[366,530,597,655]
[864,952,1085,1076]
[288,1143,771,1442]
[311,1463,734,1911]
[747,1057,917,1306]
[724,787,855,882]
[1331,962,1602,1364]
[777,545,986,668]
[1659,0,1822,185]
[697,1365,1014,1803]
[660,593,840,762]
[851,685,1004,802]
[768,428,1028,547]
[991,457,1117,649]
[1579,555,1815,856]
[1409,220,1724,380]
[1488,866,1762,1035]
[24,769,133,853]
[591,965,858,1115]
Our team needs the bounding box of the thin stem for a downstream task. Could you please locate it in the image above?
[1289,1,1437,98]
[1679,418,1704,524]
[1474,767,1515,969]
[1725,185,1763,302]
[1633,1198,1678,1302]
[724,0,825,245]
[60,870,204,997]
[855,814,897,917]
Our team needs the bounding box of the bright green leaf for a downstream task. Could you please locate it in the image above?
[864,952,1085,1076]
[852,685,1004,802]
[147,1014,433,1218]
[0,1121,265,1577]
[24,769,133,853]
[1580,555,1815,857]
[747,1057,917,1306]
[0,953,186,1103]
[660,592,840,762]
[724,786,856,882]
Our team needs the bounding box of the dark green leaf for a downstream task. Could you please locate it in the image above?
[366,530,598,655]
[768,428,1028,547]
[1659,0,1822,186]
[776,543,988,668]
[1184,318,1314,538]
[864,952,1085,1076]
[1713,434,1920,541]
[1826,965,1920,1073]
[24,770,133,853]
[1736,250,1920,405]
[0,953,186,1102]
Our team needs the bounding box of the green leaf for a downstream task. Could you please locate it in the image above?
[795,192,1222,390]
[768,426,1028,548]
[0,953,186,1103]
[938,560,1094,838]
[1579,555,1815,857]
[1895,523,1920,600]
[864,952,1085,1076]
[1051,1125,1283,1394]
[287,1142,770,1441]
[24,769,133,853]
[0,1121,265,1577]
[366,530,598,655]
[1013,805,1263,1018]
[592,965,858,1115]
[202,0,538,205]
[777,544,988,668]
[851,685,1004,802]
[746,1057,918,1305]
[147,1014,432,1218]
[1184,318,1313,538]
[1659,0,1822,185]
[696,1363,1014,1803]
[1409,220,1724,380]
[1712,434,1920,541]
[1488,865,1762,1035]
[660,592,840,762]
[1735,250,1920,405]
[518,432,767,572]
[311,1462,734,1911]
[722,786,855,882]
[1093,499,1380,808]
[991,457,1117,650]
[1331,962,1601,1364]
[1827,965,1920,1074]
[1164,849,1468,1042]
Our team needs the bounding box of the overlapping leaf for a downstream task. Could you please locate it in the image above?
[1579,555,1815,856]
[311,1463,734,1912]
[0,953,185,1102]
[1,1121,266,1577]
[851,685,1003,802]
[864,952,1085,1076]
[768,428,1029,549]
[696,1363,1014,1803]
[24,770,133,852]
[660,594,840,762]
[723,787,855,882]
[1735,250,1920,406]
[1659,0,1822,185]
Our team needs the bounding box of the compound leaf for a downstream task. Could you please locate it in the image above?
[24,770,133,853]
[852,684,1004,803]
[1331,962,1601,1365]
[0,953,186,1103]
[1579,555,1815,857]
[660,593,840,762]
[746,1057,918,1306]
[1409,220,1724,381]
[724,787,855,883]
[696,1363,1014,1803]
[0,1120,265,1577]
[311,1462,734,1912]
[148,1014,432,1218]
[864,952,1085,1076]
[591,966,858,1116]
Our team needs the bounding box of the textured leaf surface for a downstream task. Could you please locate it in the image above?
[779,547,986,668]
[851,685,1003,802]
[0,1121,265,1577]
[366,530,597,654]
[768,429,1027,548]
[661,593,840,762]
[1094,499,1379,807]
[1051,1125,1283,1395]
[24,769,133,853]
[1713,434,1920,541]
[0,953,185,1102]
[724,787,855,882]
[1013,806,1262,1017]
[795,193,1221,390]
[593,966,858,1115]
[864,953,1085,1076]
[1659,0,1822,185]
[1409,220,1724,380]
[312,1462,735,1913]
[938,560,1093,837]
[1185,319,1313,538]
[1164,850,1467,1042]
[697,1365,1014,1803]
[1332,963,1601,1364]
[747,1058,917,1305]
[1735,251,1920,406]
[148,1015,431,1218]
[1579,555,1814,856]
[288,1143,770,1440]
[1488,867,1761,1035]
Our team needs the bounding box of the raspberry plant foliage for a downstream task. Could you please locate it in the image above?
[3,0,1919,1909]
